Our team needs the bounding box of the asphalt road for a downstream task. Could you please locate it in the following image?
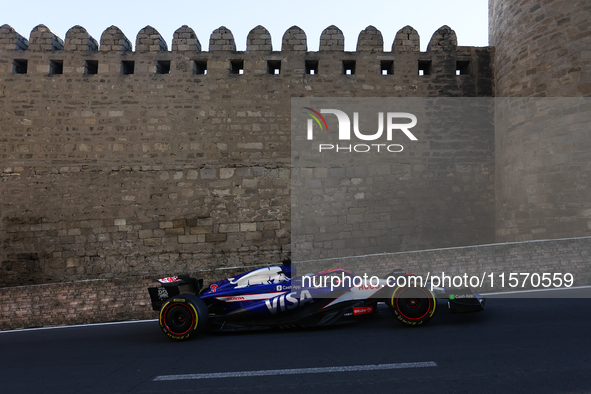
[0,298,590,394]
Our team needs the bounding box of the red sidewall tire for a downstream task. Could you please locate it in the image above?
[389,284,436,326]
[159,294,209,340]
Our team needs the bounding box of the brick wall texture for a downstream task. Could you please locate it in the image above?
[294,236,591,293]
[0,267,246,330]
[490,0,591,242]
[0,24,492,288]
[2,236,589,330]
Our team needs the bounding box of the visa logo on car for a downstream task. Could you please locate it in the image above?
[265,290,313,314]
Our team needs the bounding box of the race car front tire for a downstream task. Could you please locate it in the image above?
[159,293,209,340]
[389,284,436,326]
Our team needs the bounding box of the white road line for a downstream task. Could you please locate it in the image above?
[0,319,158,334]
[481,285,591,296]
[153,362,437,381]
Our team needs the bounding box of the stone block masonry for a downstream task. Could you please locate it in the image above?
[294,236,591,294]
[0,278,156,330]
[490,0,591,243]
[291,97,496,261]
[1,236,589,330]
[0,267,247,330]
[0,23,493,288]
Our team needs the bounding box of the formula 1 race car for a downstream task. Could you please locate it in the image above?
[148,265,485,340]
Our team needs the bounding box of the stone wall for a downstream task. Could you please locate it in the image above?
[0,266,246,330]
[0,23,494,287]
[291,97,495,260]
[2,236,589,330]
[294,236,591,293]
[489,0,591,242]
[0,278,155,330]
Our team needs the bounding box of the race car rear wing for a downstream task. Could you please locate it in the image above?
[147,275,203,311]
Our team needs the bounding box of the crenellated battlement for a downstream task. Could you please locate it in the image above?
[28,24,64,51]
[65,25,98,51]
[0,23,491,83]
[0,23,469,53]
[99,25,132,52]
[173,26,201,52]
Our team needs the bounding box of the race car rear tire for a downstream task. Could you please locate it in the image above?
[389,284,436,326]
[159,293,209,340]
